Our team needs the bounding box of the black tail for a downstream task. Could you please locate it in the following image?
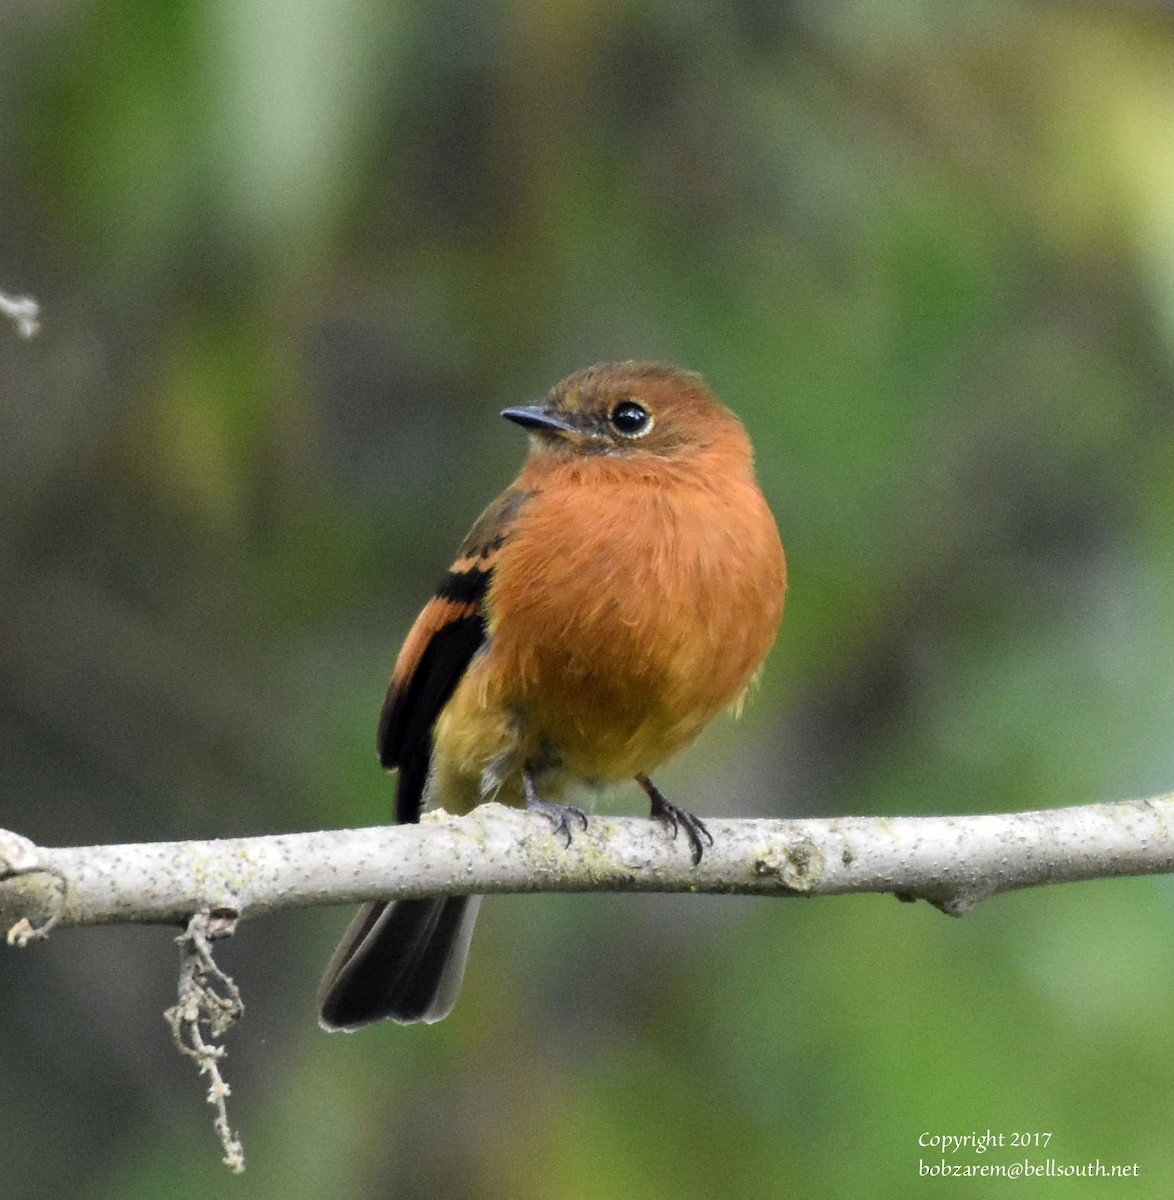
[318,895,482,1030]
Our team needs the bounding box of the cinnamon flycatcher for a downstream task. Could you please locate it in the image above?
[318,361,785,1030]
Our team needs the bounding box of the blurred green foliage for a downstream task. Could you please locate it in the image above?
[3,1,1174,1196]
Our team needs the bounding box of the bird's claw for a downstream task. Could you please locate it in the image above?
[638,774,713,865]
[528,799,589,847]
[523,772,588,847]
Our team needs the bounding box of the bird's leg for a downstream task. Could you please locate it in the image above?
[522,768,588,848]
[637,774,713,866]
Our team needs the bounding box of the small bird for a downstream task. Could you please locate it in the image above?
[318,361,786,1030]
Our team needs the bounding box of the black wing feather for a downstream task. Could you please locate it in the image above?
[375,487,530,826]
[378,611,487,824]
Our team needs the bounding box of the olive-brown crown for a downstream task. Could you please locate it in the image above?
[502,361,749,460]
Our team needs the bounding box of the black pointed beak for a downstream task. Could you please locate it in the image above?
[500,405,577,436]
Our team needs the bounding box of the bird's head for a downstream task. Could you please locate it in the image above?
[502,361,750,463]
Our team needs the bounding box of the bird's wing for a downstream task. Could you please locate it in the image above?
[377,487,531,824]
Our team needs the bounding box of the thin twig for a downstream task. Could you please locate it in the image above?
[0,289,41,338]
[163,910,246,1173]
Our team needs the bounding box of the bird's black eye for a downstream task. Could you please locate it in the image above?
[609,399,652,438]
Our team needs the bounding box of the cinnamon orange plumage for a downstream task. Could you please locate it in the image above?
[318,362,785,1030]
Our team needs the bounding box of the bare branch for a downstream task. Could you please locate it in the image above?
[3,796,1171,1174]
[2,797,1172,935]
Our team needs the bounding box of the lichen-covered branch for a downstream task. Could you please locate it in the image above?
[4,795,1171,1175]
[2,796,1172,934]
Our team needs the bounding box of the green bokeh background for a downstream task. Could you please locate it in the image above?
[3,2,1174,1196]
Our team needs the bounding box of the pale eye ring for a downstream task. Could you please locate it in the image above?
[609,399,653,438]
